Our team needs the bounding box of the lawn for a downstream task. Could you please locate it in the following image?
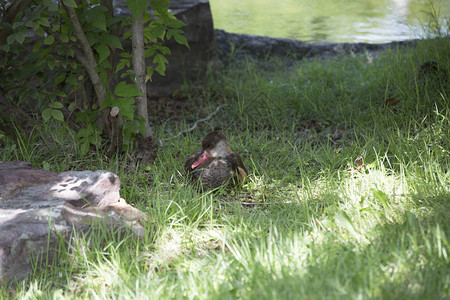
[1,36,449,299]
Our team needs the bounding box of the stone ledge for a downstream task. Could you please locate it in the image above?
[215,29,418,62]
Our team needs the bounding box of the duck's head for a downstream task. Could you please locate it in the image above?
[191,129,232,169]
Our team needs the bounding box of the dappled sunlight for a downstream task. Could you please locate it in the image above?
[2,9,448,297]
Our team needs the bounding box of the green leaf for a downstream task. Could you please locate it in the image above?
[146,23,166,41]
[166,18,186,29]
[52,109,64,121]
[156,45,171,55]
[56,45,65,55]
[96,42,110,64]
[60,34,69,43]
[123,30,132,40]
[116,59,130,73]
[47,2,58,11]
[173,32,189,48]
[50,101,64,109]
[99,58,112,70]
[0,22,12,30]
[47,56,56,70]
[68,102,76,112]
[65,47,74,57]
[54,73,67,85]
[80,141,90,156]
[61,24,70,35]
[146,66,154,78]
[66,74,78,85]
[124,119,142,136]
[42,108,52,122]
[36,27,45,37]
[153,53,168,76]
[166,28,179,39]
[76,128,89,139]
[155,64,165,76]
[138,117,146,135]
[12,22,24,30]
[125,0,148,19]
[86,31,100,46]
[372,189,392,222]
[103,33,123,50]
[100,92,115,110]
[336,210,358,237]
[15,31,26,44]
[144,47,156,57]
[87,6,107,31]
[116,97,135,120]
[6,34,16,45]
[372,189,388,207]
[32,21,40,30]
[62,0,78,8]
[154,53,168,65]
[37,18,50,27]
[43,35,55,45]
[114,81,142,97]
[151,0,169,15]
[98,66,108,87]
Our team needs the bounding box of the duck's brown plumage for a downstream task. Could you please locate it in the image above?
[185,129,247,190]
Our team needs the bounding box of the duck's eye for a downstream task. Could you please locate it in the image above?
[209,143,215,148]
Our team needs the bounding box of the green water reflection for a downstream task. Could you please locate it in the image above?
[210,0,450,43]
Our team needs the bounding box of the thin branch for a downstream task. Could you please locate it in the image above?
[72,47,88,67]
[159,105,225,145]
[63,5,106,107]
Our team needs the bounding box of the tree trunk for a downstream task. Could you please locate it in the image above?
[132,13,158,164]
[64,6,106,108]
[64,4,123,156]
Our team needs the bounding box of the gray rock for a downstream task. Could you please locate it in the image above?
[0,161,147,284]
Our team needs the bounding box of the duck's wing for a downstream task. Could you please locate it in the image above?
[227,152,248,181]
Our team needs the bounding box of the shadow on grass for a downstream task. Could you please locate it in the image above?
[207,187,449,299]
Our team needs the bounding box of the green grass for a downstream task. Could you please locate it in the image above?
[1,36,449,299]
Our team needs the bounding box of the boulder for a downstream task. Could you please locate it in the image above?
[0,161,147,284]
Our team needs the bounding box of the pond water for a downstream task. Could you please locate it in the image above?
[209,0,450,43]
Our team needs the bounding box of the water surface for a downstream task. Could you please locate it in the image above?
[210,0,450,43]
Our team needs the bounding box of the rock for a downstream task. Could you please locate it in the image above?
[0,161,147,284]
[215,29,417,62]
[114,0,217,96]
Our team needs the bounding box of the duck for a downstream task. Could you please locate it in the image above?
[185,129,248,190]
